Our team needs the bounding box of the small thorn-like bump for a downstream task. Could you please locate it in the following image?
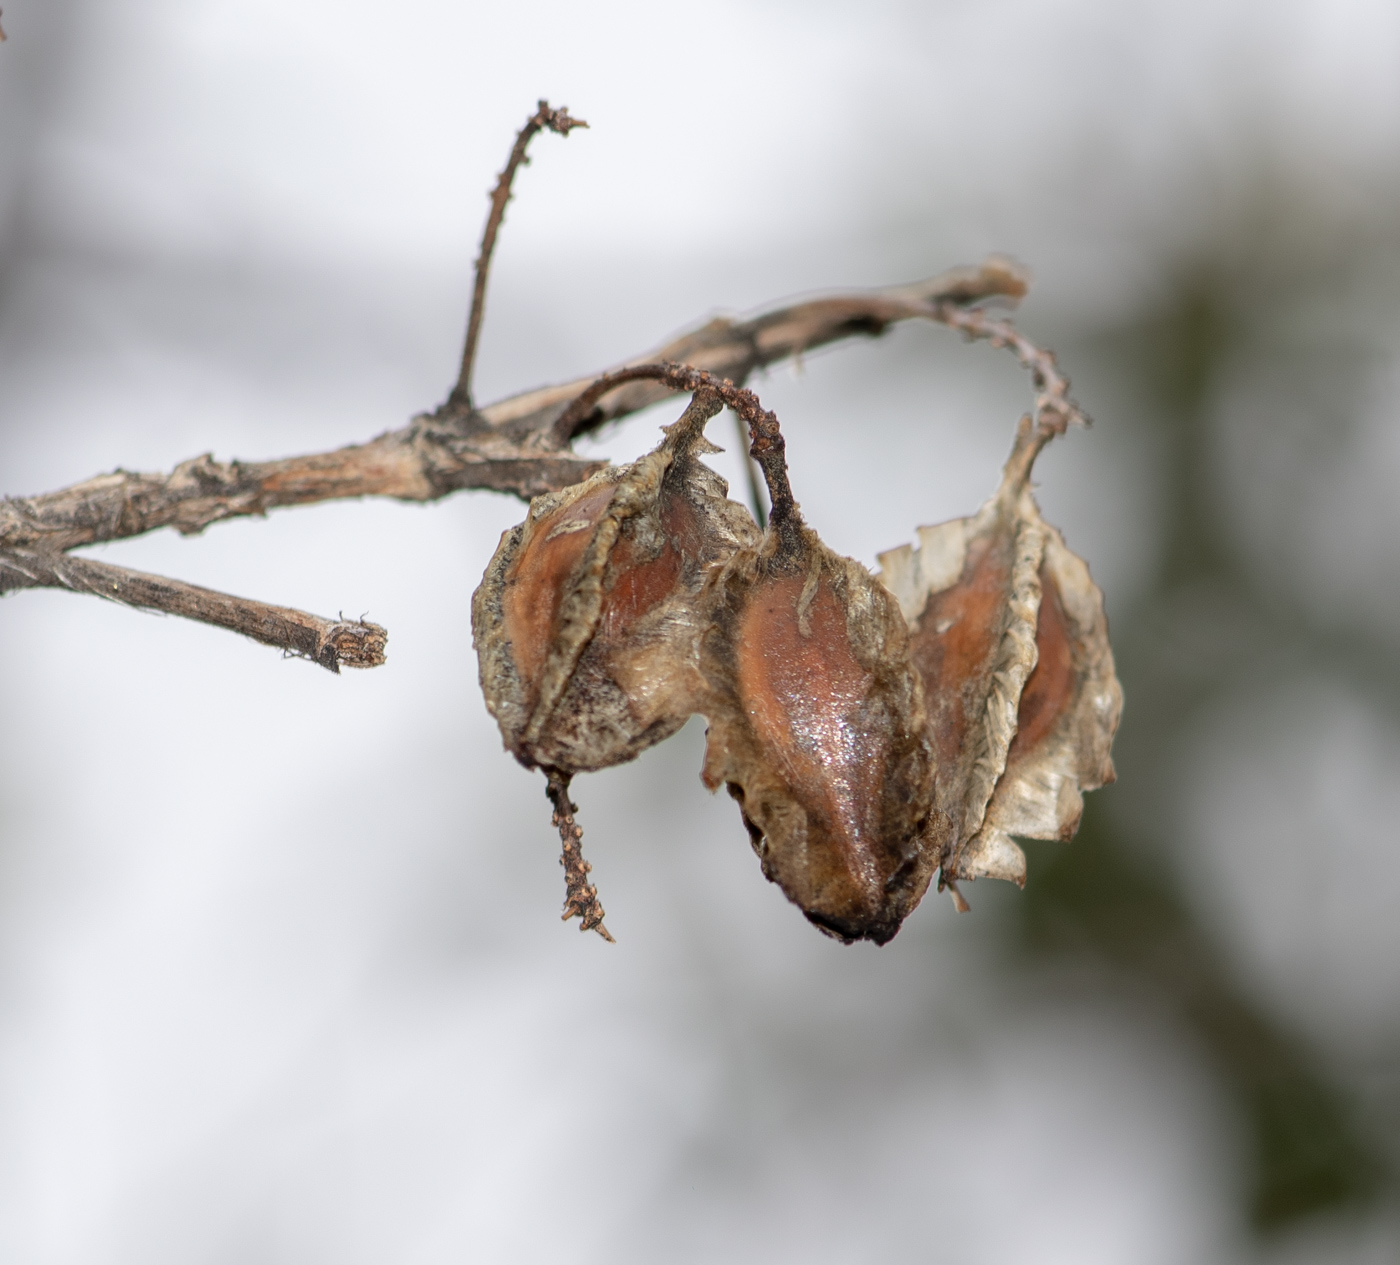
[545,772,614,942]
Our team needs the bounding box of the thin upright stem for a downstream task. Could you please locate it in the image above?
[734,411,768,529]
[452,100,587,411]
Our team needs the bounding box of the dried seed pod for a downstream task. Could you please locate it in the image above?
[877,414,1122,901]
[474,363,796,941]
[473,389,758,775]
[697,396,936,945]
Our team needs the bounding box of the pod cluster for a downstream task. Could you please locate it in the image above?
[472,367,1121,944]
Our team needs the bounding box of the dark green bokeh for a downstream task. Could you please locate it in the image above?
[1008,210,1400,1231]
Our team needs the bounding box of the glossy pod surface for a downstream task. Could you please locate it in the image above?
[701,523,935,944]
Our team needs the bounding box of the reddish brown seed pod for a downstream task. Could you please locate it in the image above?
[546,361,939,943]
[696,402,936,945]
[472,389,758,776]
[877,413,1122,902]
[475,353,1116,942]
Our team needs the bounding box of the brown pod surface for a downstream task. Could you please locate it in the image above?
[473,392,759,773]
[877,415,1122,894]
[700,488,936,945]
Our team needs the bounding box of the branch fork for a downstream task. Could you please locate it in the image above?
[1,106,1083,681]
[0,103,1096,940]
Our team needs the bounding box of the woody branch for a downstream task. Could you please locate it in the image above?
[0,259,1042,660]
[1,98,1087,671]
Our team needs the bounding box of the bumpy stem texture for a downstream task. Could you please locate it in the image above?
[545,773,613,942]
[452,101,588,411]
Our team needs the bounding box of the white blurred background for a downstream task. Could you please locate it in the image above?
[3,2,1400,1261]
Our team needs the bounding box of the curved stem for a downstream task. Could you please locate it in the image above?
[929,300,1087,438]
[550,362,796,523]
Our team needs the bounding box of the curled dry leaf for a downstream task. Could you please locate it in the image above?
[876,415,1122,902]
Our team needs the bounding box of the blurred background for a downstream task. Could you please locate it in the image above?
[3,1,1400,1260]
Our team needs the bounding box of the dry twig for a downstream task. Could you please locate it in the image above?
[0,548,385,670]
[0,91,1085,677]
[931,300,1087,435]
[0,261,1037,666]
[545,772,613,941]
[451,100,587,413]
[0,106,1101,946]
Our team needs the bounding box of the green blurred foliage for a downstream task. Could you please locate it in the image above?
[1009,192,1400,1231]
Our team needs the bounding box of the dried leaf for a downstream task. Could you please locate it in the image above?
[877,416,1122,898]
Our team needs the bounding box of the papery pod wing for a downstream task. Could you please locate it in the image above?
[965,505,1119,873]
[877,417,1121,895]
[473,394,759,773]
[700,515,936,945]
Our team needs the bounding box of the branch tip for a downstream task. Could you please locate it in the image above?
[317,618,388,671]
[545,772,614,942]
[451,99,589,413]
[0,548,387,673]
